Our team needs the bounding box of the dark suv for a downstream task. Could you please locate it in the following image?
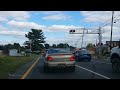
[74,49,91,62]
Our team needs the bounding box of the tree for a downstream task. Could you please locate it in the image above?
[44,43,50,49]
[52,44,57,48]
[65,43,69,48]
[86,43,95,50]
[25,29,46,51]
[57,43,69,48]
[13,43,20,52]
[20,46,25,51]
[0,45,4,50]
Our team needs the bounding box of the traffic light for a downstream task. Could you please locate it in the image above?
[69,29,75,33]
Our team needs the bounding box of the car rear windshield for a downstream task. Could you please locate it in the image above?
[78,50,89,54]
[48,49,69,54]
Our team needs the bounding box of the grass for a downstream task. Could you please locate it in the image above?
[0,54,40,79]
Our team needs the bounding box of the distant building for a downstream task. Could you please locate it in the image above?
[9,49,18,56]
[0,50,4,56]
[106,41,119,48]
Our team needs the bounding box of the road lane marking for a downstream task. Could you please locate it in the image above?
[92,60,111,64]
[75,65,110,79]
[20,57,40,79]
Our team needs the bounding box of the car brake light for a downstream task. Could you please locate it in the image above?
[47,56,53,61]
[60,54,63,56]
[70,56,75,61]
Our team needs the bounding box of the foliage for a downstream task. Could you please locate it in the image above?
[25,29,46,51]
[86,43,94,49]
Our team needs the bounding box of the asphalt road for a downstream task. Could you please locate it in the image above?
[26,56,120,79]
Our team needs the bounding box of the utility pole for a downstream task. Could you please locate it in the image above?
[81,29,84,48]
[98,26,102,57]
[110,11,114,50]
[96,39,97,46]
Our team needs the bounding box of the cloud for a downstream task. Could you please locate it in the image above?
[81,11,120,23]
[7,20,46,30]
[0,11,30,21]
[42,14,71,20]
[0,17,8,22]
[0,25,8,31]
[42,11,71,20]
[41,11,62,15]
[0,30,27,36]
[46,25,83,32]
[0,25,27,37]
[7,20,83,32]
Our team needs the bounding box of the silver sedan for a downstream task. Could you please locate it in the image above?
[43,48,76,72]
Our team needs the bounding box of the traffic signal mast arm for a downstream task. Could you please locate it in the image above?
[69,27,102,57]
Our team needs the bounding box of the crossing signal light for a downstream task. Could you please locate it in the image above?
[70,29,75,33]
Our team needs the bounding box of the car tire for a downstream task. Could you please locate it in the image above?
[111,57,120,73]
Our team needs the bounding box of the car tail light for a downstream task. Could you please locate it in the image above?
[47,56,53,61]
[70,56,75,61]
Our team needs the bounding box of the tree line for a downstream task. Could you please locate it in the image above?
[0,29,75,55]
[0,43,25,55]
[24,29,75,51]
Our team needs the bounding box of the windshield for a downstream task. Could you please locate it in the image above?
[48,49,69,54]
[77,50,89,55]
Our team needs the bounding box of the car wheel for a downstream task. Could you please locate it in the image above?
[111,57,120,73]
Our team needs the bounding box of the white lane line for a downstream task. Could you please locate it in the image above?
[75,65,110,79]
[92,60,111,64]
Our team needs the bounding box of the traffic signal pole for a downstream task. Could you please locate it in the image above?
[69,28,103,58]
[81,29,85,48]
[98,26,102,57]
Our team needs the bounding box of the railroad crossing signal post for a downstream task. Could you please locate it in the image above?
[69,27,103,58]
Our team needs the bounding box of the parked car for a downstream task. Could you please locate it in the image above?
[43,48,75,72]
[74,49,91,61]
[110,46,120,73]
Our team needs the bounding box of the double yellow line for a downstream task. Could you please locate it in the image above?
[20,57,40,79]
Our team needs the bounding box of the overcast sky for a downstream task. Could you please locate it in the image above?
[0,11,120,47]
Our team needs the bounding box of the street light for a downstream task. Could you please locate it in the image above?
[110,11,114,50]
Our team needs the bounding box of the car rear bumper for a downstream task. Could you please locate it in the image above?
[45,61,75,68]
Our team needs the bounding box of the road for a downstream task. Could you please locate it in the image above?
[25,56,120,79]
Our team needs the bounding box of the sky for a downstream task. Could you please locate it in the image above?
[0,11,120,48]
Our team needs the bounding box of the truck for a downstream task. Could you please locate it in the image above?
[110,42,120,73]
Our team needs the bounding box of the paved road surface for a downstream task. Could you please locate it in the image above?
[25,56,120,79]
